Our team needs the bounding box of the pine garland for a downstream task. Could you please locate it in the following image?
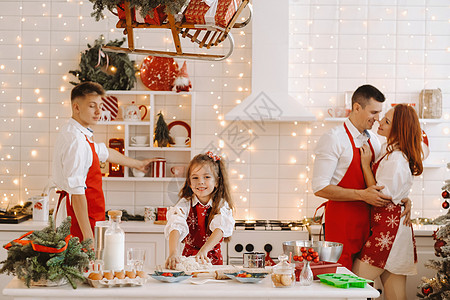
[89,0,188,21]
[69,35,136,91]
[0,217,94,289]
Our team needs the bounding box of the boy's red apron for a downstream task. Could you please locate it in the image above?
[358,154,417,268]
[56,136,105,240]
[316,123,374,270]
[182,202,223,265]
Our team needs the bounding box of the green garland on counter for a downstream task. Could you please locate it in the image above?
[89,0,188,21]
[0,217,94,289]
[69,36,136,91]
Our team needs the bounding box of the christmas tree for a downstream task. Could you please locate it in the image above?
[417,162,450,299]
[154,112,173,147]
[0,217,94,289]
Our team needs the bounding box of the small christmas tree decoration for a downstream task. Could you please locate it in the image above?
[0,217,94,289]
[443,200,449,210]
[442,190,449,199]
[173,61,192,93]
[154,112,173,147]
[422,285,433,296]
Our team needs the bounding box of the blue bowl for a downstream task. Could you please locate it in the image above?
[151,273,192,283]
[225,271,268,283]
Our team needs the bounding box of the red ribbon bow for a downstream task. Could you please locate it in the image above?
[206,151,220,162]
[4,231,73,254]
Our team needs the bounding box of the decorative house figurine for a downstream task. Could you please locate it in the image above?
[108,138,124,177]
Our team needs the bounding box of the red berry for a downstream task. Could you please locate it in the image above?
[302,252,308,258]
[308,248,315,253]
[300,247,307,253]
[306,255,313,261]
[312,252,319,258]
[293,255,299,261]
[298,256,304,262]
[313,257,320,263]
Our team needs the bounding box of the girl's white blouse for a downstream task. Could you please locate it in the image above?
[375,145,417,275]
[164,196,235,243]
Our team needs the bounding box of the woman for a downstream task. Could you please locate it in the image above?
[353,104,423,300]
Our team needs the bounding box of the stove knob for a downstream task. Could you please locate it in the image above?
[245,244,254,252]
[234,244,244,252]
[264,244,272,253]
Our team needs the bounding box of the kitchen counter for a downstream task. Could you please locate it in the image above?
[309,224,438,237]
[0,220,165,233]
[3,267,379,300]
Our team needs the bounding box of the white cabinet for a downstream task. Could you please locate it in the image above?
[93,91,195,181]
[125,233,166,271]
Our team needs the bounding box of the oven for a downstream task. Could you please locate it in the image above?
[227,220,310,266]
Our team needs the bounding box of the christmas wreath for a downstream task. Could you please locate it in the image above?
[69,36,136,90]
[89,0,188,21]
[0,217,94,289]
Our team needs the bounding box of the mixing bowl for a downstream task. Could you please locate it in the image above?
[282,240,343,263]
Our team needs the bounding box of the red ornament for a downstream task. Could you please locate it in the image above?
[434,239,446,257]
[140,56,179,91]
[443,200,449,209]
[442,190,450,199]
[422,286,432,296]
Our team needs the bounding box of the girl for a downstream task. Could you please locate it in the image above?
[164,152,235,269]
[353,104,423,300]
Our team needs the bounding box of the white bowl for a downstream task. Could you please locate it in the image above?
[132,169,146,177]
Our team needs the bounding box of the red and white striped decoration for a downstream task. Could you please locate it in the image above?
[152,158,166,178]
[101,96,119,120]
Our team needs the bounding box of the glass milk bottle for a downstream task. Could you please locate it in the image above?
[103,210,125,271]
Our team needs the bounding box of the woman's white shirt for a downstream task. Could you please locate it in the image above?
[164,196,235,243]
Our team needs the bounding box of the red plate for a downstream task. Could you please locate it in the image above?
[140,56,178,91]
[168,121,191,138]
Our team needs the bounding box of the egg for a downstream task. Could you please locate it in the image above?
[103,271,114,280]
[136,270,146,278]
[115,271,125,279]
[126,271,136,279]
[88,272,102,280]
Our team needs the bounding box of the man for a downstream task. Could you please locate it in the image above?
[52,82,154,244]
[312,84,411,270]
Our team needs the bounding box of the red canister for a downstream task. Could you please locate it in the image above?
[151,157,166,178]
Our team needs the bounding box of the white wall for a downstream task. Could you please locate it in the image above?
[0,0,448,221]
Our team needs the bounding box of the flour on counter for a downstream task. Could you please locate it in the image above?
[175,256,213,272]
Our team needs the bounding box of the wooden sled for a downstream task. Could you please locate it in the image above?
[104,0,252,61]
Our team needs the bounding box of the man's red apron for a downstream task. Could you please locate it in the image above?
[56,136,105,240]
[182,202,223,265]
[318,123,374,270]
[358,154,417,268]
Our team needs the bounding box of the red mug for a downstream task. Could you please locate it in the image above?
[157,207,168,221]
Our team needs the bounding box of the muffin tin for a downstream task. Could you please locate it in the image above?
[317,274,373,288]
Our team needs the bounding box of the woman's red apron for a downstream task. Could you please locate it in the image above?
[358,154,417,268]
[182,203,223,265]
[317,123,374,270]
[56,136,105,240]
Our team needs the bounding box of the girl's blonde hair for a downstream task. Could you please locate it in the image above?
[178,152,234,233]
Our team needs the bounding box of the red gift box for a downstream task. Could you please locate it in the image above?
[143,5,167,25]
[116,3,135,21]
[184,0,241,28]
[294,261,341,281]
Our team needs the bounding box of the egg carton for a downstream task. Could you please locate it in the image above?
[84,272,146,288]
[316,273,373,289]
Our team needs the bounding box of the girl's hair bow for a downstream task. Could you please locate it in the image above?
[206,151,220,162]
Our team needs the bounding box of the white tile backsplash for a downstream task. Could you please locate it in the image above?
[0,0,448,222]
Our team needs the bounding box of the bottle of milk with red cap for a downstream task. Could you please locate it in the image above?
[103,210,125,271]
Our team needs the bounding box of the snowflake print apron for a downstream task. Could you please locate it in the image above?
[358,154,417,269]
[182,202,223,265]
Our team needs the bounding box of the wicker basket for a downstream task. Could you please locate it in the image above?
[419,89,442,119]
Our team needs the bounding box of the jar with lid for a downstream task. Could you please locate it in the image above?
[271,254,295,288]
[103,210,125,271]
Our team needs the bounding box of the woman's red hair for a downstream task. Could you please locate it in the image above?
[387,104,423,176]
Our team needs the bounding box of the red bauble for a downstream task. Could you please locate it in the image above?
[443,200,449,209]
[442,190,450,199]
[434,239,447,256]
[422,286,432,296]
[140,56,179,91]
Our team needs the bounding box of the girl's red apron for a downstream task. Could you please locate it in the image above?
[182,202,223,265]
[358,154,417,268]
[56,136,105,240]
[317,123,374,270]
